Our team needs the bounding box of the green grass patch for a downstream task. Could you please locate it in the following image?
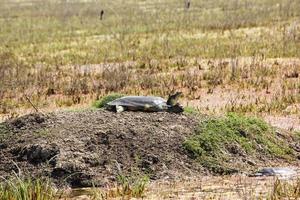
[93,93,124,108]
[183,113,294,174]
[184,106,199,115]
[0,177,57,200]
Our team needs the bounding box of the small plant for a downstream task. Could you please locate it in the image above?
[116,174,149,198]
[132,176,149,198]
[93,93,124,108]
[116,174,131,197]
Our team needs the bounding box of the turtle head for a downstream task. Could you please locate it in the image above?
[167,103,184,113]
[167,92,183,106]
[167,92,183,113]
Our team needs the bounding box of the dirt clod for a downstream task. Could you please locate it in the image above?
[19,144,59,164]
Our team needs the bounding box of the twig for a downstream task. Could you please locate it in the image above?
[24,94,39,113]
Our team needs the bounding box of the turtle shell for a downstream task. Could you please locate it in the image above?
[107,96,168,111]
[254,167,297,177]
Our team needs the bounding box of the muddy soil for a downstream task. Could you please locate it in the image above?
[0,110,203,187]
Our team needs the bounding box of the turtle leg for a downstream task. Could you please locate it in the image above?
[116,105,125,113]
[105,105,114,111]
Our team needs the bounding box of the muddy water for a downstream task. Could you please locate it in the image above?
[66,170,300,200]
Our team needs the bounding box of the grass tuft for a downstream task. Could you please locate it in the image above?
[116,174,149,198]
[90,174,149,199]
[0,176,57,200]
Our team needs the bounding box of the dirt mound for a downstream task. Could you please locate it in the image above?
[0,110,202,187]
[1,110,299,188]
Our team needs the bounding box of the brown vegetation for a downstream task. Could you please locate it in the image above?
[0,0,299,121]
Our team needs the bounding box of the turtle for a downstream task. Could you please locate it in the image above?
[105,92,183,113]
[251,167,297,177]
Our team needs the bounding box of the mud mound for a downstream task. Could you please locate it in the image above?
[1,110,299,188]
[0,110,202,187]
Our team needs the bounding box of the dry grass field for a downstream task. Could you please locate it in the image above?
[0,0,299,125]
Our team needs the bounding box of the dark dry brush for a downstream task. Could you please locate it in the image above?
[0,110,300,188]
